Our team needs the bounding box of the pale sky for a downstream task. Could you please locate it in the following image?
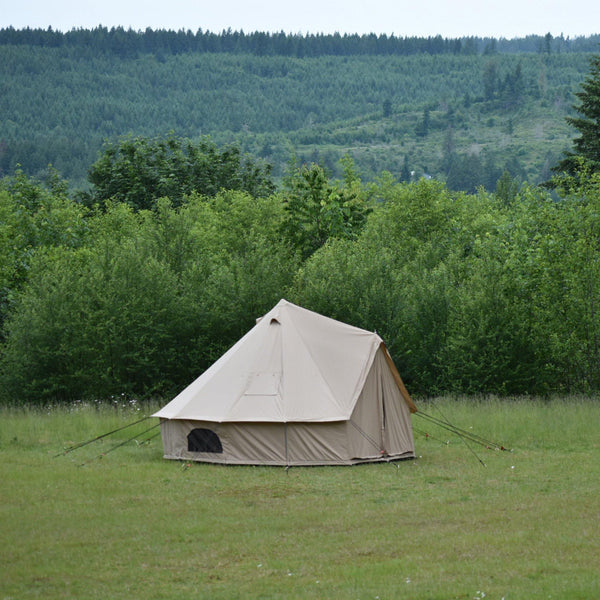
[1,0,599,39]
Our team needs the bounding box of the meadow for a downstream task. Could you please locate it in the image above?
[1,398,598,599]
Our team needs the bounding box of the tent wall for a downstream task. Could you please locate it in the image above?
[159,420,286,465]
[159,417,413,465]
[159,419,352,466]
[375,348,415,456]
[346,348,415,461]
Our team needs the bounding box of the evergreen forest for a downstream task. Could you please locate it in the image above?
[2,28,600,403]
[2,28,600,189]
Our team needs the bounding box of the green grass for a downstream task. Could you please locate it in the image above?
[1,398,599,599]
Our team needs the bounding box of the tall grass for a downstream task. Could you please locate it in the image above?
[1,398,598,599]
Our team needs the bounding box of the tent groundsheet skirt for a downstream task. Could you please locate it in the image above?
[159,419,415,466]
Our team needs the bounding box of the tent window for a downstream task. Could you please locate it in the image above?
[187,429,223,453]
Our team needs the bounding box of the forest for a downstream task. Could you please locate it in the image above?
[1,28,600,190]
[2,130,600,403]
[2,29,600,404]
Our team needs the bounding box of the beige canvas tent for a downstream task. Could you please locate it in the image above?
[153,299,417,466]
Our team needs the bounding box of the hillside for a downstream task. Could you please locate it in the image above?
[1,28,598,190]
[249,88,576,188]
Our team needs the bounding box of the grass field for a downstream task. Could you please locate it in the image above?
[1,398,598,599]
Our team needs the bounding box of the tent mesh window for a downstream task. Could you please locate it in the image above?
[187,429,223,453]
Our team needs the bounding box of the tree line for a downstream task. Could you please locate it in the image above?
[2,50,600,404]
[2,26,599,58]
[2,80,600,403]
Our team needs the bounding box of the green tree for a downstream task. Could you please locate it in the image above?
[292,178,483,393]
[533,175,600,389]
[445,152,484,193]
[280,157,371,260]
[0,190,298,403]
[551,54,600,183]
[495,170,520,205]
[382,98,392,118]
[85,134,275,210]
[483,60,499,101]
[439,207,542,394]
[415,107,430,137]
[501,61,525,107]
[0,169,88,333]
[0,238,190,401]
[400,154,411,183]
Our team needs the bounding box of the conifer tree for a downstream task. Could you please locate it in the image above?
[552,54,600,183]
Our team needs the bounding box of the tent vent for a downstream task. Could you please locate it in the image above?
[187,429,223,453]
[270,318,280,325]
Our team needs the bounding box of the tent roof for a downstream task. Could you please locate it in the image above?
[153,299,387,423]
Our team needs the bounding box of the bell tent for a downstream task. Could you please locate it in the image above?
[153,299,417,466]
